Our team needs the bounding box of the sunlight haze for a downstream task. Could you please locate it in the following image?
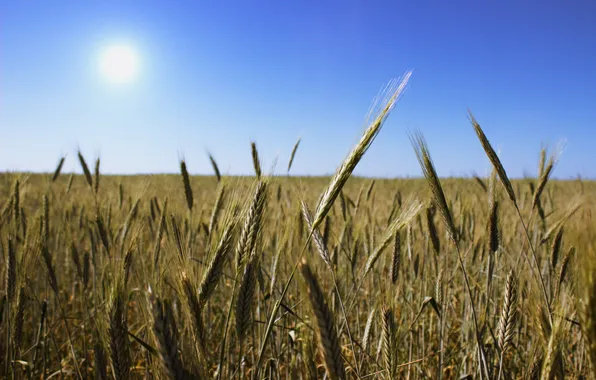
[98,44,140,84]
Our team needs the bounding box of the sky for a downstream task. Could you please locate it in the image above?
[1,0,596,178]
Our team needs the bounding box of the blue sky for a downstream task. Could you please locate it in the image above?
[1,1,595,178]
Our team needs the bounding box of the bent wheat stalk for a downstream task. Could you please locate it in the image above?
[469,111,552,325]
[410,131,490,379]
[254,73,412,379]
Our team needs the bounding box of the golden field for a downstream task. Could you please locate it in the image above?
[1,78,595,380]
[0,159,595,379]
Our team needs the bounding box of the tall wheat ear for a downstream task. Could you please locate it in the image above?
[197,199,239,312]
[179,159,193,211]
[578,248,596,378]
[469,112,556,329]
[254,73,412,378]
[410,130,491,379]
[299,259,346,380]
[208,152,222,182]
[496,270,518,379]
[287,137,301,173]
[312,71,412,231]
[77,150,93,189]
[381,307,397,379]
[235,180,267,269]
[468,112,517,206]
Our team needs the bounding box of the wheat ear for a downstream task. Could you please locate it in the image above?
[197,221,235,311]
[236,253,258,348]
[251,141,262,178]
[497,271,518,355]
[77,150,93,189]
[381,307,397,379]
[468,112,517,206]
[208,153,222,182]
[51,155,66,182]
[235,181,267,268]
[312,72,412,231]
[301,200,332,267]
[300,259,346,380]
[180,159,193,211]
[287,137,301,173]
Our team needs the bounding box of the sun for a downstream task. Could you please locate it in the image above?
[99,45,139,84]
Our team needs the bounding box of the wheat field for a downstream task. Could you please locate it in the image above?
[1,80,596,380]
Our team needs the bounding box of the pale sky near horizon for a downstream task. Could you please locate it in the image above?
[1,1,596,178]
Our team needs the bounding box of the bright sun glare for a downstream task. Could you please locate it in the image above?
[99,45,139,84]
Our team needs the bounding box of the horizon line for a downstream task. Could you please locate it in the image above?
[0,170,590,182]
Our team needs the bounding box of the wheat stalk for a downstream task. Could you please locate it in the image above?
[312,72,412,231]
[488,198,500,254]
[209,184,226,236]
[411,130,490,378]
[555,247,574,299]
[153,198,167,267]
[381,307,396,379]
[82,250,90,290]
[208,153,222,182]
[6,237,16,304]
[532,156,555,210]
[118,182,124,209]
[236,253,258,347]
[426,204,441,255]
[251,142,262,178]
[78,151,93,189]
[436,269,444,309]
[287,137,301,173]
[120,198,140,247]
[301,200,332,267]
[235,181,267,268]
[43,194,50,244]
[550,226,564,271]
[95,210,110,255]
[70,241,83,280]
[362,308,376,354]
[170,214,185,260]
[94,157,101,194]
[363,198,422,276]
[497,270,517,354]
[12,286,26,357]
[300,259,346,380]
[468,112,517,206]
[390,232,401,284]
[410,132,458,244]
[197,221,235,311]
[541,317,564,380]
[180,160,193,211]
[51,156,66,182]
[578,247,596,378]
[41,244,59,295]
